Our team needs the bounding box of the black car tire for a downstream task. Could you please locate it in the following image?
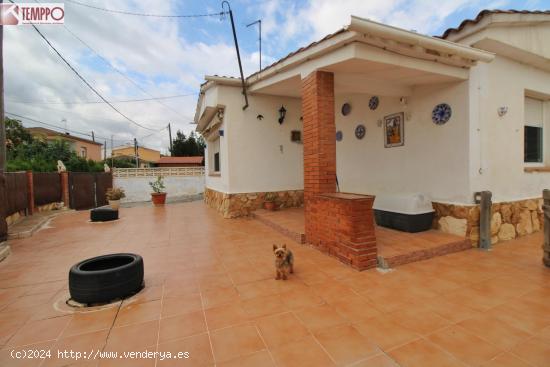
[69,253,144,304]
[90,208,118,222]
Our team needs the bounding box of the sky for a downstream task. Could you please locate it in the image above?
[5,0,547,155]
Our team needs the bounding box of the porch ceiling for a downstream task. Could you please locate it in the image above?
[249,42,469,98]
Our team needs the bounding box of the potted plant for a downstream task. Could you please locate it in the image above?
[149,176,167,205]
[105,187,125,210]
[263,192,277,211]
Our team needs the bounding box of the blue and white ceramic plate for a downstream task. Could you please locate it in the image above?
[336,130,343,141]
[355,124,366,139]
[432,103,452,125]
[368,96,379,110]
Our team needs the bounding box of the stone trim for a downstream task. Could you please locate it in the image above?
[204,187,304,218]
[433,198,543,246]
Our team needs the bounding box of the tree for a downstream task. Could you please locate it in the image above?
[5,118,32,152]
[170,130,205,157]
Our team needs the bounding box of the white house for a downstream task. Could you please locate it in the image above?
[194,10,550,265]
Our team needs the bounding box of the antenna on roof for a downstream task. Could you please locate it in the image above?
[246,19,262,72]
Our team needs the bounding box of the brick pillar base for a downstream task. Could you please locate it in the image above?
[60,172,69,208]
[26,171,34,215]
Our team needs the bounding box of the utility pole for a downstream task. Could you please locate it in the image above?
[168,123,173,156]
[246,19,262,71]
[110,135,114,167]
[0,2,6,174]
[133,138,139,167]
[104,140,107,161]
[91,131,95,142]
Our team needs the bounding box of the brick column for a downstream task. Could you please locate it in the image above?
[26,171,34,215]
[302,70,336,200]
[60,172,69,208]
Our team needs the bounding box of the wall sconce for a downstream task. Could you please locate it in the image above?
[399,97,408,106]
[497,106,508,117]
[218,129,224,137]
[257,114,264,120]
[278,105,287,124]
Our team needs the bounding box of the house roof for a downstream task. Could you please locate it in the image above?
[440,9,550,39]
[112,145,160,153]
[27,127,102,146]
[157,156,203,164]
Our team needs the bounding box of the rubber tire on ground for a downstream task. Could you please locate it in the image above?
[90,207,119,222]
[69,253,144,304]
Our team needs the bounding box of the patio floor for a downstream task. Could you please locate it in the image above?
[0,201,549,366]
[253,208,471,268]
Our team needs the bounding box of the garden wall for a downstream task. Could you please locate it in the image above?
[113,167,205,203]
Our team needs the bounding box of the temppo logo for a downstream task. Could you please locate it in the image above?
[0,3,64,25]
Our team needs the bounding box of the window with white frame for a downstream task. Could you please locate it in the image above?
[209,137,220,173]
[524,96,544,163]
[80,146,87,159]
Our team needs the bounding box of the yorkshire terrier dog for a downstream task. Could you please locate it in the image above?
[273,244,294,280]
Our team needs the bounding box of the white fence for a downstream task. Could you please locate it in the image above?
[113,167,205,178]
[113,167,205,203]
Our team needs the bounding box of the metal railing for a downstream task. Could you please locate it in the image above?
[113,167,205,178]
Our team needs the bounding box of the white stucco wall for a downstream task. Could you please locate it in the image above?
[469,55,550,202]
[203,85,303,194]
[335,83,471,203]
[114,176,205,203]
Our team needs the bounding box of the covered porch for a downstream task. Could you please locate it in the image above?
[248,16,493,270]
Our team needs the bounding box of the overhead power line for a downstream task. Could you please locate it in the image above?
[19,13,161,132]
[6,93,197,105]
[65,0,227,18]
[5,111,132,144]
[62,25,191,121]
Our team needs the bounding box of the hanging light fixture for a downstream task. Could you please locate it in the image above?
[278,105,287,124]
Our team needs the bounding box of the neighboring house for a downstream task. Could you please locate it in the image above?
[28,127,103,161]
[156,156,204,167]
[112,145,160,168]
[195,10,550,257]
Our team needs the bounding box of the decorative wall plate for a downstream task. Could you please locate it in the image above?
[341,103,351,116]
[432,103,452,125]
[355,124,366,139]
[368,96,379,110]
[336,130,343,142]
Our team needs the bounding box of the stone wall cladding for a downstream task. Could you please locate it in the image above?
[203,187,304,218]
[433,198,543,246]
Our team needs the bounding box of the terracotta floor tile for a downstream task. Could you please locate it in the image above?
[388,307,451,335]
[427,325,503,366]
[270,335,335,367]
[104,320,159,353]
[201,287,240,309]
[458,314,532,350]
[256,312,309,348]
[236,280,280,300]
[161,294,203,318]
[331,295,383,322]
[294,304,348,332]
[62,307,119,338]
[210,323,266,362]
[279,289,324,310]
[216,350,275,367]
[352,353,400,367]
[98,346,157,367]
[482,352,532,367]
[204,302,249,330]
[44,329,109,367]
[314,324,379,365]
[157,333,213,367]
[114,300,161,327]
[353,315,420,351]
[159,311,207,343]
[388,338,466,367]
[0,340,55,367]
[6,315,72,347]
[424,296,480,323]
[122,286,163,305]
[509,336,550,367]
[241,295,286,319]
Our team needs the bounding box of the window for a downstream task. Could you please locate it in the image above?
[524,97,544,163]
[214,152,220,172]
[80,146,87,158]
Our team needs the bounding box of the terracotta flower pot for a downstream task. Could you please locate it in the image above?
[264,201,277,211]
[108,199,120,210]
[151,192,167,205]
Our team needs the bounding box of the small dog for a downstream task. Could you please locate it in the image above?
[273,244,294,280]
